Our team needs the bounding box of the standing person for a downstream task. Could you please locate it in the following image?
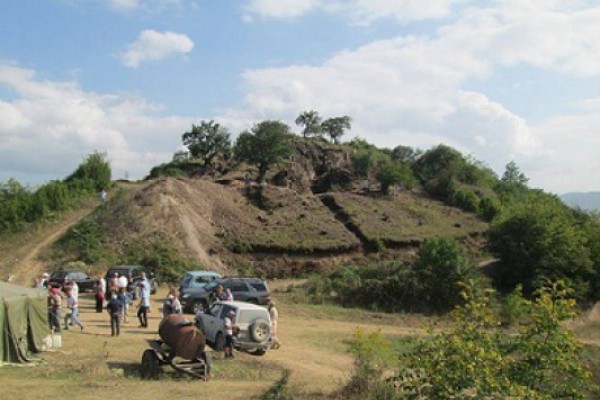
[47,285,62,333]
[64,287,84,331]
[225,288,234,301]
[268,301,280,349]
[96,273,106,313]
[224,310,236,359]
[106,293,122,336]
[162,288,181,318]
[117,274,129,321]
[136,273,151,328]
[117,287,130,323]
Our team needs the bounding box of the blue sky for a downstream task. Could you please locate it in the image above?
[1,0,599,194]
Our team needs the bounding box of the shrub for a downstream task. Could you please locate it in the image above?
[393,280,591,400]
[450,188,480,213]
[413,237,472,311]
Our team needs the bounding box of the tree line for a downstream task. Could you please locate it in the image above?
[0,152,111,234]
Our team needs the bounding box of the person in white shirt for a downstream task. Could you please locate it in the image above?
[137,273,151,328]
[268,301,280,349]
[224,310,236,359]
[96,274,106,313]
[64,287,84,331]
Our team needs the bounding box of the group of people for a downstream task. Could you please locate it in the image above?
[98,272,152,336]
[45,276,85,333]
[41,270,281,352]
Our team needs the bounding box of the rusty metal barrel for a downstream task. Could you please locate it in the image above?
[158,314,206,360]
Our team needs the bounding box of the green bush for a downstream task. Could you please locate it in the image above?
[450,188,480,213]
[392,281,592,400]
[413,237,473,311]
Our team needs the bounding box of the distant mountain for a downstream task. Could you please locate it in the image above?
[560,192,600,211]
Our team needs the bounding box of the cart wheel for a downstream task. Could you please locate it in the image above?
[140,349,163,380]
[203,352,212,379]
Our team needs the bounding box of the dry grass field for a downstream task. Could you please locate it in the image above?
[0,281,428,400]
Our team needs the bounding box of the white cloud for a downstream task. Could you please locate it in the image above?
[244,0,320,20]
[0,63,191,183]
[108,0,140,10]
[244,0,463,24]
[226,1,600,194]
[119,30,194,68]
[526,110,600,193]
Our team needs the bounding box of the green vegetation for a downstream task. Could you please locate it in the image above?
[0,151,110,233]
[306,237,472,313]
[344,281,594,400]
[234,120,294,183]
[489,193,596,301]
[181,120,232,167]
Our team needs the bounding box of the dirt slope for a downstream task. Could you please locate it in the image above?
[0,205,96,286]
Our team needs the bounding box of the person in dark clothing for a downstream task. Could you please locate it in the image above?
[106,293,122,336]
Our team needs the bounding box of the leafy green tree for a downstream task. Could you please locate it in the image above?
[294,110,323,138]
[181,120,231,167]
[65,151,112,192]
[375,159,415,195]
[321,116,351,144]
[502,160,529,186]
[412,237,472,310]
[391,145,420,164]
[488,196,593,299]
[234,120,293,183]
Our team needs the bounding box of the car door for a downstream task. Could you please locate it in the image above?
[202,303,223,341]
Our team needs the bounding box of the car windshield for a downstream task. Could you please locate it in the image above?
[237,310,269,324]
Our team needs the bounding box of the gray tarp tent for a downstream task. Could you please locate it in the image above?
[0,281,51,363]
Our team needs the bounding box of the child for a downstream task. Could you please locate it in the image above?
[64,287,85,331]
[106,293,122,336]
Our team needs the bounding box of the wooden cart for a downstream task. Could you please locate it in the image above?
[140,339,211,380]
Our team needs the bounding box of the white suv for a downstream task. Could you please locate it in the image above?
[195,301,271,356]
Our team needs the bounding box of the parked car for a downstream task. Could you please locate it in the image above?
[181,277,270,314]
[195,301,271,355]
[49,269,97,292]
[179,270,221,296]
[105,265,158,295]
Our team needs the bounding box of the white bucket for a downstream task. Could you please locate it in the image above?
[41,335,53,351]
[51,334,62,348]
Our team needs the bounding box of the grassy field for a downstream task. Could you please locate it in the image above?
[1,282,432,400]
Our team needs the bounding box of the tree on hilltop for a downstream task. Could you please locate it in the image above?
[234,120,293,183]
[181,120,231,167]
[321,116,351,144]
[295,110,323,138]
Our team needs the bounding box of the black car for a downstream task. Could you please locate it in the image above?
[181,277,270,314]
[105,265,158,295]
[49,269,97,292]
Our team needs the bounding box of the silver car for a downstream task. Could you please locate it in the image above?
[195,301,271,356]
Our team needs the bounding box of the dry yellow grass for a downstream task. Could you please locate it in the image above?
[0,285,424,400]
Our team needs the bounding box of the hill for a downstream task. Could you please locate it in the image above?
[561,191,600,211]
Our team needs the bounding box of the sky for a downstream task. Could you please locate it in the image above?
[1,0,599,194]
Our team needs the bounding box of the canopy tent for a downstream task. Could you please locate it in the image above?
[0,281,51,363]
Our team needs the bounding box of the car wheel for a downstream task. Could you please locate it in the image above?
[249,319,270,342]
[140,349,163,380]
[213,332,225,352]
[191,299,206,314]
